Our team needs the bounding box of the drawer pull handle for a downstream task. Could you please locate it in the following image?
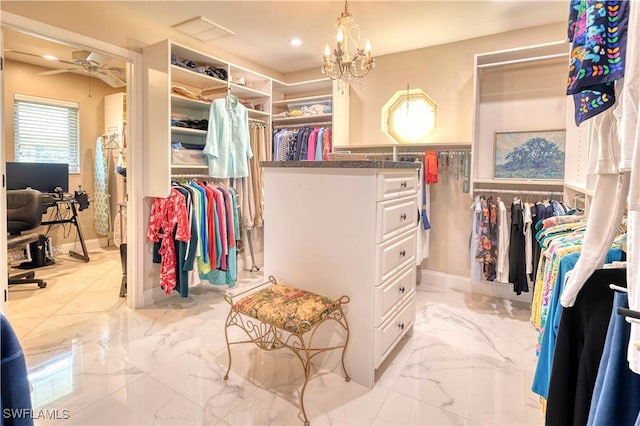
[400,250,406,257]
[400,181,407,188]
[400,213,407,221]
[398,323,405,330]
[399,286,405,294]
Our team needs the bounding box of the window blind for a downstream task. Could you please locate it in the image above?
[14,94,80,173]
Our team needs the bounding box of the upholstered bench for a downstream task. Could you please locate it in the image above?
[223,276,350,425]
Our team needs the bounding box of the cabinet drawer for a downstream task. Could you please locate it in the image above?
[375,296,415,368]
[375,230,416,285]
[376,172,418,201]
[375,264,416,327]
[376,197,417,243]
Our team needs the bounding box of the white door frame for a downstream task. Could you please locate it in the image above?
[1,11,145,309]
[1,29,8,314]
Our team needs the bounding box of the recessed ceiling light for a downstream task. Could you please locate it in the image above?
[42,55,58,61]
[290,38,303,47]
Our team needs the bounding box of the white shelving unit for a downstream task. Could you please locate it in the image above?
[142,40,355,196]
[470,41,571,197]
[142,39,275,197]
[271,78,349,147]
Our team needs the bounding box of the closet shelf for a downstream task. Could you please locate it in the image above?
[334,142,471,150]
[272,113,333,126]
[171,164,208,170]
[564,182,594,197]
[171,94,210,111]
[229,82,270,99]
[272,77,332,98]
[171,95,270,119]
[271,93,332,107]
[171,65,228,90]
[473,178,564,186]
[171,126,207,136]
[202,83,271,100]
[247,109,271,119]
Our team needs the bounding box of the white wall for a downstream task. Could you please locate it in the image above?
[287,22,568,277]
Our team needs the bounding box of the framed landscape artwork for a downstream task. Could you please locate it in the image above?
[494,129,566,180]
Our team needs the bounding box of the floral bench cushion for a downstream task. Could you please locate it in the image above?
[233,284,339,334]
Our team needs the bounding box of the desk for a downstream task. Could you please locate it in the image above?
[41,198,90,262]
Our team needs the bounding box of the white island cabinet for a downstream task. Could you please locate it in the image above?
[262,161,419,388]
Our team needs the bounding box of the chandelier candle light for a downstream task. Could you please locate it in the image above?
[322,0,375,85]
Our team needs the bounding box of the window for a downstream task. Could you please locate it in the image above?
[14,94,80,173]
[382,88,436,144]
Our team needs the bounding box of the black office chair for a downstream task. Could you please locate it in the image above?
[7,189,47,288]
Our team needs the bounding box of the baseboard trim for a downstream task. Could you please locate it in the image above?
[420,269,534,304]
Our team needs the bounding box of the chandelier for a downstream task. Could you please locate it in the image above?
[321,0,374,85]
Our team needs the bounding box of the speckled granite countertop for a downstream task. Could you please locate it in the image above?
[260,160,419,169]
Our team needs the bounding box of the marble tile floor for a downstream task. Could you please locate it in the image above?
[6,248,545,425]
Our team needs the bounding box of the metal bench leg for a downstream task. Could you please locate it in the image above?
[298,348,312,426]
[223,305,234,381]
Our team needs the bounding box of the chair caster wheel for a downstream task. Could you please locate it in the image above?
[223,375,228,380]
[38,282,47,288]
[345,376,350,382]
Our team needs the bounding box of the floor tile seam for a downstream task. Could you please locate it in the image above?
[101,331,205,374]
[58,373,149,422]
[55,299,128,315]
[389,385,498,425]
[86,339,150,378]
[392,371,526,426]
[146,357,228,412]
[158,375,240,422]
[12,316,50,341]
[354,384,393,426]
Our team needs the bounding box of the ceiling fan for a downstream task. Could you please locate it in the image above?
[32,50,126,88]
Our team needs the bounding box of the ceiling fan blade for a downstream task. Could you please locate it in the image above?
[6,49,75,65]
[95,70,126,88]
[86,51,110,67]
[36,68,79,76]
[105,66,125,74]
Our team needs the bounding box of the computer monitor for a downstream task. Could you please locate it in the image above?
[6,162,69,194]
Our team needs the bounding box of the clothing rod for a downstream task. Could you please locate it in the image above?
[248,118,266,124]
[273,121,332,129]
[618,307,640,321]
[360,152,395,156]
[399,150,471,155]
[473,188,564,196]
[336,150,469,156]
[171,174,212,179]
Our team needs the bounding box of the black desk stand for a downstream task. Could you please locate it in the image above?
[42,200,90,263]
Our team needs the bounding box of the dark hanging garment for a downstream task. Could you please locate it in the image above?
[587,291,640,426]
[545,268,626,426]
[509,200,528,294]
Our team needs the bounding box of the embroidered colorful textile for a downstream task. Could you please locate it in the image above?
[233,284,339,334]
[567,0,629,125]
